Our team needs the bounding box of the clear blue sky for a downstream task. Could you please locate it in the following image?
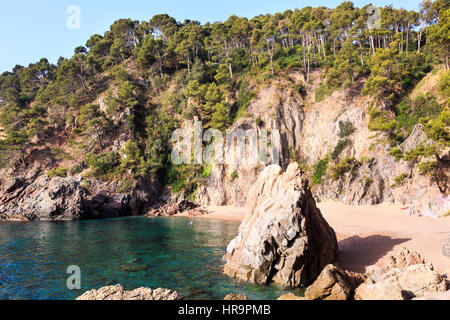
[0,0,423,73]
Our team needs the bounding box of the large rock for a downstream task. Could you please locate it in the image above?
[304,264,366,300]
[355,248,448,300]
[224,163,339,287]
[0,176,86,221]
[76,284,183,300]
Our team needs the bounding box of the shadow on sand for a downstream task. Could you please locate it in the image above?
[338,235,411,273]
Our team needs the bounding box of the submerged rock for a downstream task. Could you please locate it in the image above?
[76,284,183,300]
[224,163,339,287]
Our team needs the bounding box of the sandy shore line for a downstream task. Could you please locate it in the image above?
[177,206,247,222]
[184,201,450,276]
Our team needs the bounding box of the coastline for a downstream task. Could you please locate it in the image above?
[177,206,247,222]
[183,201,450,276]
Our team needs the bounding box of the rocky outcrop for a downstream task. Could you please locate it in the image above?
[224,163,338,287]
[0,174,86,221]
[86,175,162,219]
[355,248,448,300]
[76,284,183,300]
[0,162,162,221]
[146,200,207,217]
[304,264,366,300]
[224,294,249,300]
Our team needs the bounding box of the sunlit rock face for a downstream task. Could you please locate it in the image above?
[224,163,339,287]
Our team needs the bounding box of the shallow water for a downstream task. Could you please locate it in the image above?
[0,216,303,300]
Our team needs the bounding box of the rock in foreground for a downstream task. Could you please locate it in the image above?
[224,163,339,287]
[224,294,249,300]
[355,248,448,300]
[76,284,183,300]
[305,264,366,300]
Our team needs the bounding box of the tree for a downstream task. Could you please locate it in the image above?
[427,7,450,69]
[77,104,110,149]
[137,36,166,76]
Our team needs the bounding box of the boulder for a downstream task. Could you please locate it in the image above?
[76,284,183,300]
[355,279,405,300]
[277,293,306,300]
[304,264,366,300]
[224,294,249,300]
[355,248,448,300]
[224,163,339,287]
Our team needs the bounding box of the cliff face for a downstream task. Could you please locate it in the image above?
[196,71,449,217]
[0,68,447,220]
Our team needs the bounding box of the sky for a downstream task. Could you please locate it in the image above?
[0,0,424,73]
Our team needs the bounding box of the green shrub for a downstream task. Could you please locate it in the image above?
[69,164,85,176]
[315,84,333,102]
[391,173,408,188]
[404,144,436,162]
[331,139,350,160]
[395,95,442,137]
[48,167,68,179]
[202,165,212,179]
[85,152,121,179]
[418,161,437,176]
[338,121,356,138]
[116,178,134,193]
[389,147,404,161]
[439,70,450,99]
[231,170,239,181]
[330,157,357,181]
[312,157,329,185]
[255,116,263,127]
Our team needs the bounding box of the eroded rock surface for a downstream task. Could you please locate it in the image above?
[195,74,448,217]
[355,248,448,300]
[224,163,338,287]
[0,159,161,221]
[304,264,366,300]
[0,175,86,221]
[76,284,183,300]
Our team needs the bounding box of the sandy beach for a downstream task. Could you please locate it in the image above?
[187,201,450,276]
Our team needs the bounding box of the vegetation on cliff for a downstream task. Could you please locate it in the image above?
[0,0,448,197]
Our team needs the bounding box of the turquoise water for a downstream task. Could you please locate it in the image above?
[0,216,302,300]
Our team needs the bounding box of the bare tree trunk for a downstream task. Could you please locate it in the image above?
[418,29,423,52]
[359,41,364,67]
[78,75,88,95]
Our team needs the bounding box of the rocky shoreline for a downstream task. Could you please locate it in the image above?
[222,163,449,300]
[78,164,450,300]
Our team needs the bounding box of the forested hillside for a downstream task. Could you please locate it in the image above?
[0,1,448,220]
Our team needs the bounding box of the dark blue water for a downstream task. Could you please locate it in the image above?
[0,216,302,300]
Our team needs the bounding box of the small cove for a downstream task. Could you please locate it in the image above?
[0,216,303,300]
